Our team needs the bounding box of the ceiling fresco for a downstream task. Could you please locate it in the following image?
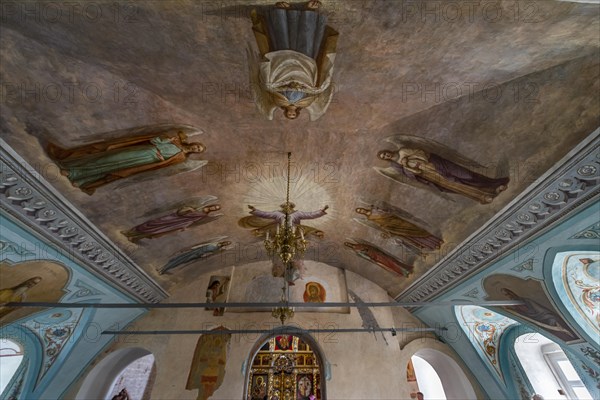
[551,250,600,336]
[1,0,599,297]
[454,305,517,379]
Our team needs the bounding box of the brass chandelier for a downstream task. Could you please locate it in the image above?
[263,153,308,264]
[271,285,295,325]
[266,152,307,324]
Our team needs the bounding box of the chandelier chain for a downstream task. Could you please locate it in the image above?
[285,152,291,214]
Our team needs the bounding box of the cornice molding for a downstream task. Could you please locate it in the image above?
[0,139,168,303]
[396,129,600,303]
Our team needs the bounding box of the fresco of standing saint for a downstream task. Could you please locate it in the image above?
[354,202,443,255]
[47,130,206,195]
[159,238,232,275]
[186,327,231,400]
[344,239,413,278]
[122,196,223,243]
[376,135,509,204]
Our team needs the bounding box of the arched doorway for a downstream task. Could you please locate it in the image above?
[245,332,326,400]
[76,347,156,400]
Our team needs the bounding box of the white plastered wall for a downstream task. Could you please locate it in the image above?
[67,261,480,400]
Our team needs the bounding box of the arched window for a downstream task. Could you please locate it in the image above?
[76,348,156,400]
[515,333,593,400]
[403,344,477,400]
[106,354,156,400]
[410,355,447,400]
[0,338,24,395]
[246,334,324,400]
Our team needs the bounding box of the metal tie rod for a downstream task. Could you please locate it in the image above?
[7,300,524,309]
[102,327,445,335]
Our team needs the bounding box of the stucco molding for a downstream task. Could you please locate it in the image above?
[570,221,600,239]
[0,139,168,303]
[397,129,600,303]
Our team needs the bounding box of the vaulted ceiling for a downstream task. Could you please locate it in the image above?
[2,0,599,297]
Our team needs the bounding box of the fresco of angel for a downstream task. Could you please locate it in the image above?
[239,202,327,239]
[354,201,443,256]
[47,127,206,195]
[248,1,339,120]
[344,239,414,278]
[158,238,232,275]
[376,135,509,204]
[122,196,223,243]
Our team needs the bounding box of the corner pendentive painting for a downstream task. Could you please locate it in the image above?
[483,274,582,344]
[0,260,69,324]
[553,252,599,336]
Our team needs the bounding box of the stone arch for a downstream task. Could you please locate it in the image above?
[497,324,537,399]
[75,347,155,400]
[400,338,478,400]
[243,327,328,399]
[542,245,599,344]
[499,322,596,400]
[0,337,24,395]
[0,325,44,399]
